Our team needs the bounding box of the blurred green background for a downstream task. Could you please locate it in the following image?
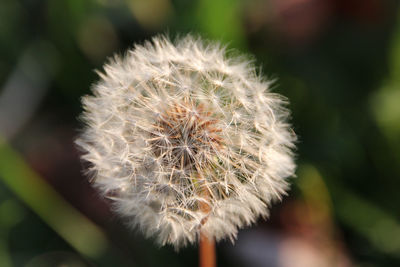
[1,0,400,266]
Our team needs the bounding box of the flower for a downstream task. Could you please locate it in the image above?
[76,35,296,249]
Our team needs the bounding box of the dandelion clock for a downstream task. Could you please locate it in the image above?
[76,35,296,265]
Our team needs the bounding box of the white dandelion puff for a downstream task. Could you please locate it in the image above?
[76,35,296,249]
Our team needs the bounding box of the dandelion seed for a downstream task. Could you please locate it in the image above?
[76,35,296,249]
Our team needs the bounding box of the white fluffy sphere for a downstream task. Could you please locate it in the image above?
[76,35,296,249]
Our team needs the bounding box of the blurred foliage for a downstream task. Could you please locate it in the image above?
[0,136,108,259]
[0,0,400,266]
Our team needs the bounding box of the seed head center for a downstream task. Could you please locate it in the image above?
[150,101,223,172]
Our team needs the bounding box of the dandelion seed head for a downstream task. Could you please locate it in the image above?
[76,35,296,249]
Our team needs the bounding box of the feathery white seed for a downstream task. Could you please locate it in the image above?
[76,35,296,249]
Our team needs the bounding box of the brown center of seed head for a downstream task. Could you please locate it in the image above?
[149,100,223,173]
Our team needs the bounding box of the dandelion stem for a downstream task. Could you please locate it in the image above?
[199,180,216,267]
[199,231,216,267]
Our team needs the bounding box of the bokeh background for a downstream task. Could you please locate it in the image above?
[1,0,400,266]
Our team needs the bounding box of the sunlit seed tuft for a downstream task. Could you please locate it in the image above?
[76,35,296,249]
